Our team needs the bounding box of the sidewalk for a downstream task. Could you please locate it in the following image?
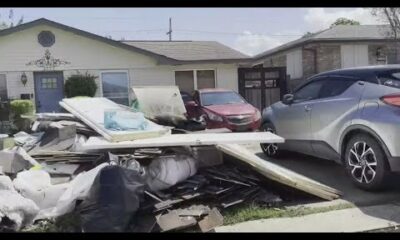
[216,203,400,232]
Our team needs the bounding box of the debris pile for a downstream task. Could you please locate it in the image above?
[0,87,341,232]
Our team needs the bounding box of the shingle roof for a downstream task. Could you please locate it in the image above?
[122,41,249,61]
[254,25,394,60]
[0,18,250,64]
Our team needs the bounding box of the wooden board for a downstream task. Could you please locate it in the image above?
[60,98,170,142]
[79,132,285,150]
[216,144,342,201]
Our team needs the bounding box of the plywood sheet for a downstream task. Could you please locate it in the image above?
[216,144,342,201]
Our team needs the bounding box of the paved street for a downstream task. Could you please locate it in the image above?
[245,143,400,207]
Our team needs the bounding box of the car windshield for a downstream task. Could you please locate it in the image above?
[201,91,245,106]
[379,71,400,89]
[180,92,193,103]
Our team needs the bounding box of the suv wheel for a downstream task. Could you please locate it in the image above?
[260,123,280,158]
[344,134,390,191]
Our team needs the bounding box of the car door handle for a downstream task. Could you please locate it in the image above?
[304,105,312,112]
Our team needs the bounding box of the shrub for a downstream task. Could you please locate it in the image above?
[10,100,34,132]
[10,100,34,117]
[64,72,98,98]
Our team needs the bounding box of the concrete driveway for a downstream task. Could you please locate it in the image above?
[245,144,400,207]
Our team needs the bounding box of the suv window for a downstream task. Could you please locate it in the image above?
[293,79,325,102]
[318,77,357,98]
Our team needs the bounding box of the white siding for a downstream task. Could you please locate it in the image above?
[0,25,158,72]
[0,24,239,104]
[286,49,303,79]
[341,44,368,68]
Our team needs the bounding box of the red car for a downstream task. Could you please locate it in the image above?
[182,89,261,132]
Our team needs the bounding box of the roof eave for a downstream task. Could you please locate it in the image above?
[0,18,177,63]
[253,38,399,61]
[157,58,253,65]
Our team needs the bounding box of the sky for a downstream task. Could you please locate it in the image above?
[0,8,386,56]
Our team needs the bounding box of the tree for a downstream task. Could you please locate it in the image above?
[371,8,400,39]
[371,8,400,63]
[0,9,24,30]
[330,18,360,28]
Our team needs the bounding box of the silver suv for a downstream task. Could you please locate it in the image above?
[261,65,400,190]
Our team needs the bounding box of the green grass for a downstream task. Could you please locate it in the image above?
[223,202,355,226]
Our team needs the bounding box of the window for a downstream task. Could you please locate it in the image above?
[175,70,216,92]
[201,91,245,106]
[175,71,194,93]
[293,80,325,102]
[318,77,357,98]
[41,78,58,89]
[101,72,129,106]
[38,31,55,47]
[0,74,7,101]
[286,49,303,79]
[197,70,215,89]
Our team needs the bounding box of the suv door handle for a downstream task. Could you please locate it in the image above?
[304,105,312,112]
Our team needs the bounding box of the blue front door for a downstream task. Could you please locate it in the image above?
[34,72,64,113]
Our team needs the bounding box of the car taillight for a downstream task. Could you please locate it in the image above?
[381,94,400,107]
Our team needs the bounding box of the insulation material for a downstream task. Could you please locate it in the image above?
[59,97,170,142]
[80,132,284,151]
[0,147,41,174]
[146,155,197,191]
[0,190,39,231]
[0,175,39,231]
[13,170,69,220]
[132,86,188,125]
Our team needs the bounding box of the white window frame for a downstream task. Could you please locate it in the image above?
[286,49,303,79]
[174,69,217,90]
[100,70,131,104]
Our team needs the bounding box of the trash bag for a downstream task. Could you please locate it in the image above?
[45,163,109,219]
[78,165,145,232]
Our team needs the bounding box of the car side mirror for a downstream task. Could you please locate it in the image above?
[186,100,198,107]
[282,94,294,105]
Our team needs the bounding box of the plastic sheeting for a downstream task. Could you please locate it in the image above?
[104,110,148,131]
[41,163,109,219]
[78,165,145,232]
[13,170,70,220]
[146,155,198,192]
[0,175,39,231]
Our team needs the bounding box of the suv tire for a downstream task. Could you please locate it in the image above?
[344,133,390,191]
[260,122,282,158]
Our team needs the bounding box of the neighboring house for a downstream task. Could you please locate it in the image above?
[0,18,249,113]
[251,25,400,90]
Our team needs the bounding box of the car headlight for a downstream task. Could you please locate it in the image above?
[254,110,261,120]
[207,111,223,122]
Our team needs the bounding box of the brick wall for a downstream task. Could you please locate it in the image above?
[368,43,400,65]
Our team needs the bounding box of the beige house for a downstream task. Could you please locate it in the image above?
[0,18,249,112]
